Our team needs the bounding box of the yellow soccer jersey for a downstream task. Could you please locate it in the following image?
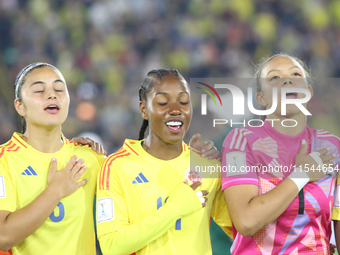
[96,139,232,255]
[0,133,105,255]
[332,174,340,220]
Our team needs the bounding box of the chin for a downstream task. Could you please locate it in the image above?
[164,134,185,145]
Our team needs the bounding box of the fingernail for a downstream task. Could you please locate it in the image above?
[80,158,85,162]
[202,149,206,153]
[52,157,56,161]
[302,139,306,144]
[202,154,205,158]
[209,156,213,159]
[83,165,87,169]
[75,155,78,158]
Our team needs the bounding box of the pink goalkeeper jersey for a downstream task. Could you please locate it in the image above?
[222,120,340,255]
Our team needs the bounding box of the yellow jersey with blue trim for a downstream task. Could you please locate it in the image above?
[0,132,105,255]
[96,139,232,255]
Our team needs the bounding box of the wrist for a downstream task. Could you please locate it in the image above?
[45,183,64,200]
[287,167,309,191]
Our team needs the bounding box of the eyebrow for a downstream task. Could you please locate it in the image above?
[266,66,301,76]
[155,91,189,96]
[29,79,65,88]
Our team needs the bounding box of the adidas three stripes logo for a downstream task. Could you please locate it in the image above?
[132,173,149,184]
[22,166,37,176]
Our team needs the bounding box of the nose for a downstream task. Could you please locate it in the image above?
[46,88,57,99]
[169,102,181,115]
[283,78,293,86]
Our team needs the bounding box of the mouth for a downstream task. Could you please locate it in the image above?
[165,120,183,133]
[44,104,60,114]
[286,93,297,99]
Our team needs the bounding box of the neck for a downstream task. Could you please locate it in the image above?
[266,113,307,136]
[22,125,64,153]
[142,134,183,160]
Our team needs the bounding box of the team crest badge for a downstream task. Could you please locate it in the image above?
[185,168,203,185]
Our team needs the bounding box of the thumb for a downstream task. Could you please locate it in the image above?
[189,133,201,146]
[297,139,308,156]
[49,157,58,175]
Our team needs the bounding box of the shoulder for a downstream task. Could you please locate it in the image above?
[63,137,106,165]
[101,139,141,171]
[314,129,340,140]
[223,127,260,151]
[0,133,27,160]
[97,142,138,191]
[313,129,340,150]
[314,129,340,145]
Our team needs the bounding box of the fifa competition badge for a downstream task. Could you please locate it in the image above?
[185,168,203,185]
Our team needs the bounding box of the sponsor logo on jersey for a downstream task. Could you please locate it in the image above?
[97,197,114,223]
[21,166,37,176]
[0,175,5,198]
[132,172,149,184]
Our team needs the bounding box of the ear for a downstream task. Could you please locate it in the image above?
[255,92,268,107]
[307,85,313,98]
[14,99,26,117]
[139,101,148,120]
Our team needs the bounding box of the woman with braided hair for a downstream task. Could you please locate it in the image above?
[96,69,232,255]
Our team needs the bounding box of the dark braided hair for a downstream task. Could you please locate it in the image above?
[14,62,59,133]
[138,69,188,140]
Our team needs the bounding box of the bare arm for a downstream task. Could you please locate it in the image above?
[224,143,334,237]
[224,179,299,237]
[0,156,87,250]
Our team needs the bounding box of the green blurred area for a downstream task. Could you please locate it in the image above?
[211,219,232,255]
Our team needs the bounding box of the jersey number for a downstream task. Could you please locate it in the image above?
[49,202,65,222]
[157,197,181,230]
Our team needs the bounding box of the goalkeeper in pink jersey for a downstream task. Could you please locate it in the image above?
[222,53,339,254]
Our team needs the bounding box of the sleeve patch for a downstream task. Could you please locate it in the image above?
[97,197,114,224]
[226,152,247,177]
[0,176,5,198]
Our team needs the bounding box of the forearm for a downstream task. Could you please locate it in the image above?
[99,202,182,255]
[226,178,299,236]
[0,186,62,250]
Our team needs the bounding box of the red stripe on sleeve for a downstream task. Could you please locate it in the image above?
[106,153,131,190]
[0,141,13,158]
[100,149,126,190]
[7,146,20,153]
[124,142,139,156]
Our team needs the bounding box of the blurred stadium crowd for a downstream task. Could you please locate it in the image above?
[0,0,340,153]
